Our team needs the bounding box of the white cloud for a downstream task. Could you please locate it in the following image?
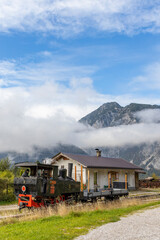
[131,62,160,90]
[0,81,100,152]
[135,109,160,123]
[77,123,160,148]
[70,77,93,89]
[0,80,160,153]
[0,1,160,35]
[0,57,160,153]
[0,59,96,87]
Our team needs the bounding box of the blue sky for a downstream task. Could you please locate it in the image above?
[1,1,160,152]
[1,1,160,103]
[1,32,160,96]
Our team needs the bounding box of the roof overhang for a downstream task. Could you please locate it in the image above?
[15,162,54,169]
[87,166,144,171]
[52,152,70,161]
[51,152,87,167]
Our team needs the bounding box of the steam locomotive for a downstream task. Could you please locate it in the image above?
[14,162,128,210]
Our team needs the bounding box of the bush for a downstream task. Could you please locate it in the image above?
[0,158,11,171]
[152,173,159,180]
[0,192,16,202]
[0,158,16,203]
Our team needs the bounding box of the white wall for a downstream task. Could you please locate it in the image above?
[52,157,86,183]
[87,168,135,189]
[86,168,108,189]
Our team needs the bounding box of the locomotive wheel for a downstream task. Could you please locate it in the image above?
[113,195,119,200]
[56,195,65,204]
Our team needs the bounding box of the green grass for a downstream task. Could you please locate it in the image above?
[0,200,17,206]
[0,201,160,240]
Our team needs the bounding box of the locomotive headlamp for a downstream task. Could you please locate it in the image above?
[22,185,26,192]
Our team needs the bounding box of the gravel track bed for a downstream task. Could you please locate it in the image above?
[76,206,160,240]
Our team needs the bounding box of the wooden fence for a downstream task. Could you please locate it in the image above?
[139,179,160,188]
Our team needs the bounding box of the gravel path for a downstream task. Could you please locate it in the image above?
[76,206,160,240]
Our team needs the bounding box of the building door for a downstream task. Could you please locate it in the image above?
[135,172,139,189]
[94,172,98,186]
[108,172,119,188]
[111,172,116,183]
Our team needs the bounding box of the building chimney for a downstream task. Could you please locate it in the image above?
[95,148,101,157]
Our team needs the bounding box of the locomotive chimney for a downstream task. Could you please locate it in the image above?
[95,148,101,157]
[68,163,73,178]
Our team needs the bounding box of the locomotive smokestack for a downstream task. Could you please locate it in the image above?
[68,163,73,178]
[95,148,101,157]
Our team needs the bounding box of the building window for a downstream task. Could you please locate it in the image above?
[94,172,98,185]
[61,165,64,169]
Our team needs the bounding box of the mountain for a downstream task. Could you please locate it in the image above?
[85,142,160,176]
[0,144,87,164]
[79,102,160,128]
[80,102,160,176]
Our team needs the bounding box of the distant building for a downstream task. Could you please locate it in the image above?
[51,150,145,190]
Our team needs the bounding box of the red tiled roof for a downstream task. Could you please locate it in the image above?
[52,152,143,170]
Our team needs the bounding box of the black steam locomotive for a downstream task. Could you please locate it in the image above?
[14,162,128,210]
[14,162,80,209]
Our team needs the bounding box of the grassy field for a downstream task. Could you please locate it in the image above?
[0,200,160,240]
[0,200,17,206]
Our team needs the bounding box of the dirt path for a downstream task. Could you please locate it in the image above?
[0,204,18,211]
[76,206,160,240]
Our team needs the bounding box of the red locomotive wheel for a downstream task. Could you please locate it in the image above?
[22,185,26,192]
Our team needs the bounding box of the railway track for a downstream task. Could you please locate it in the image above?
[127,193,160,199]
[1,193,160,220]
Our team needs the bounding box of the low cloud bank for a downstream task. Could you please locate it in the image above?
[0,87,160,153]
[135,109,160,123]
[78,122,160,148]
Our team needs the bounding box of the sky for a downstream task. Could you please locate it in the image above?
[1,0,160,152]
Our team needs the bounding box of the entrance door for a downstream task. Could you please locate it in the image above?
[135,172,139,189]
[111,172,116,183]
[108,172,119,188]
[94,172,98,190]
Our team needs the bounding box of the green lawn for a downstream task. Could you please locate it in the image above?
[0,201,160,240]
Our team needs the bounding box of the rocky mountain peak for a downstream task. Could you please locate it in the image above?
[100,102,122,110]
[79,102,160,175]
[79,102,160,128]
[124,103,160,113]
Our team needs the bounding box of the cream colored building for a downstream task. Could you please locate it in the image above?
[51,152,145,190]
